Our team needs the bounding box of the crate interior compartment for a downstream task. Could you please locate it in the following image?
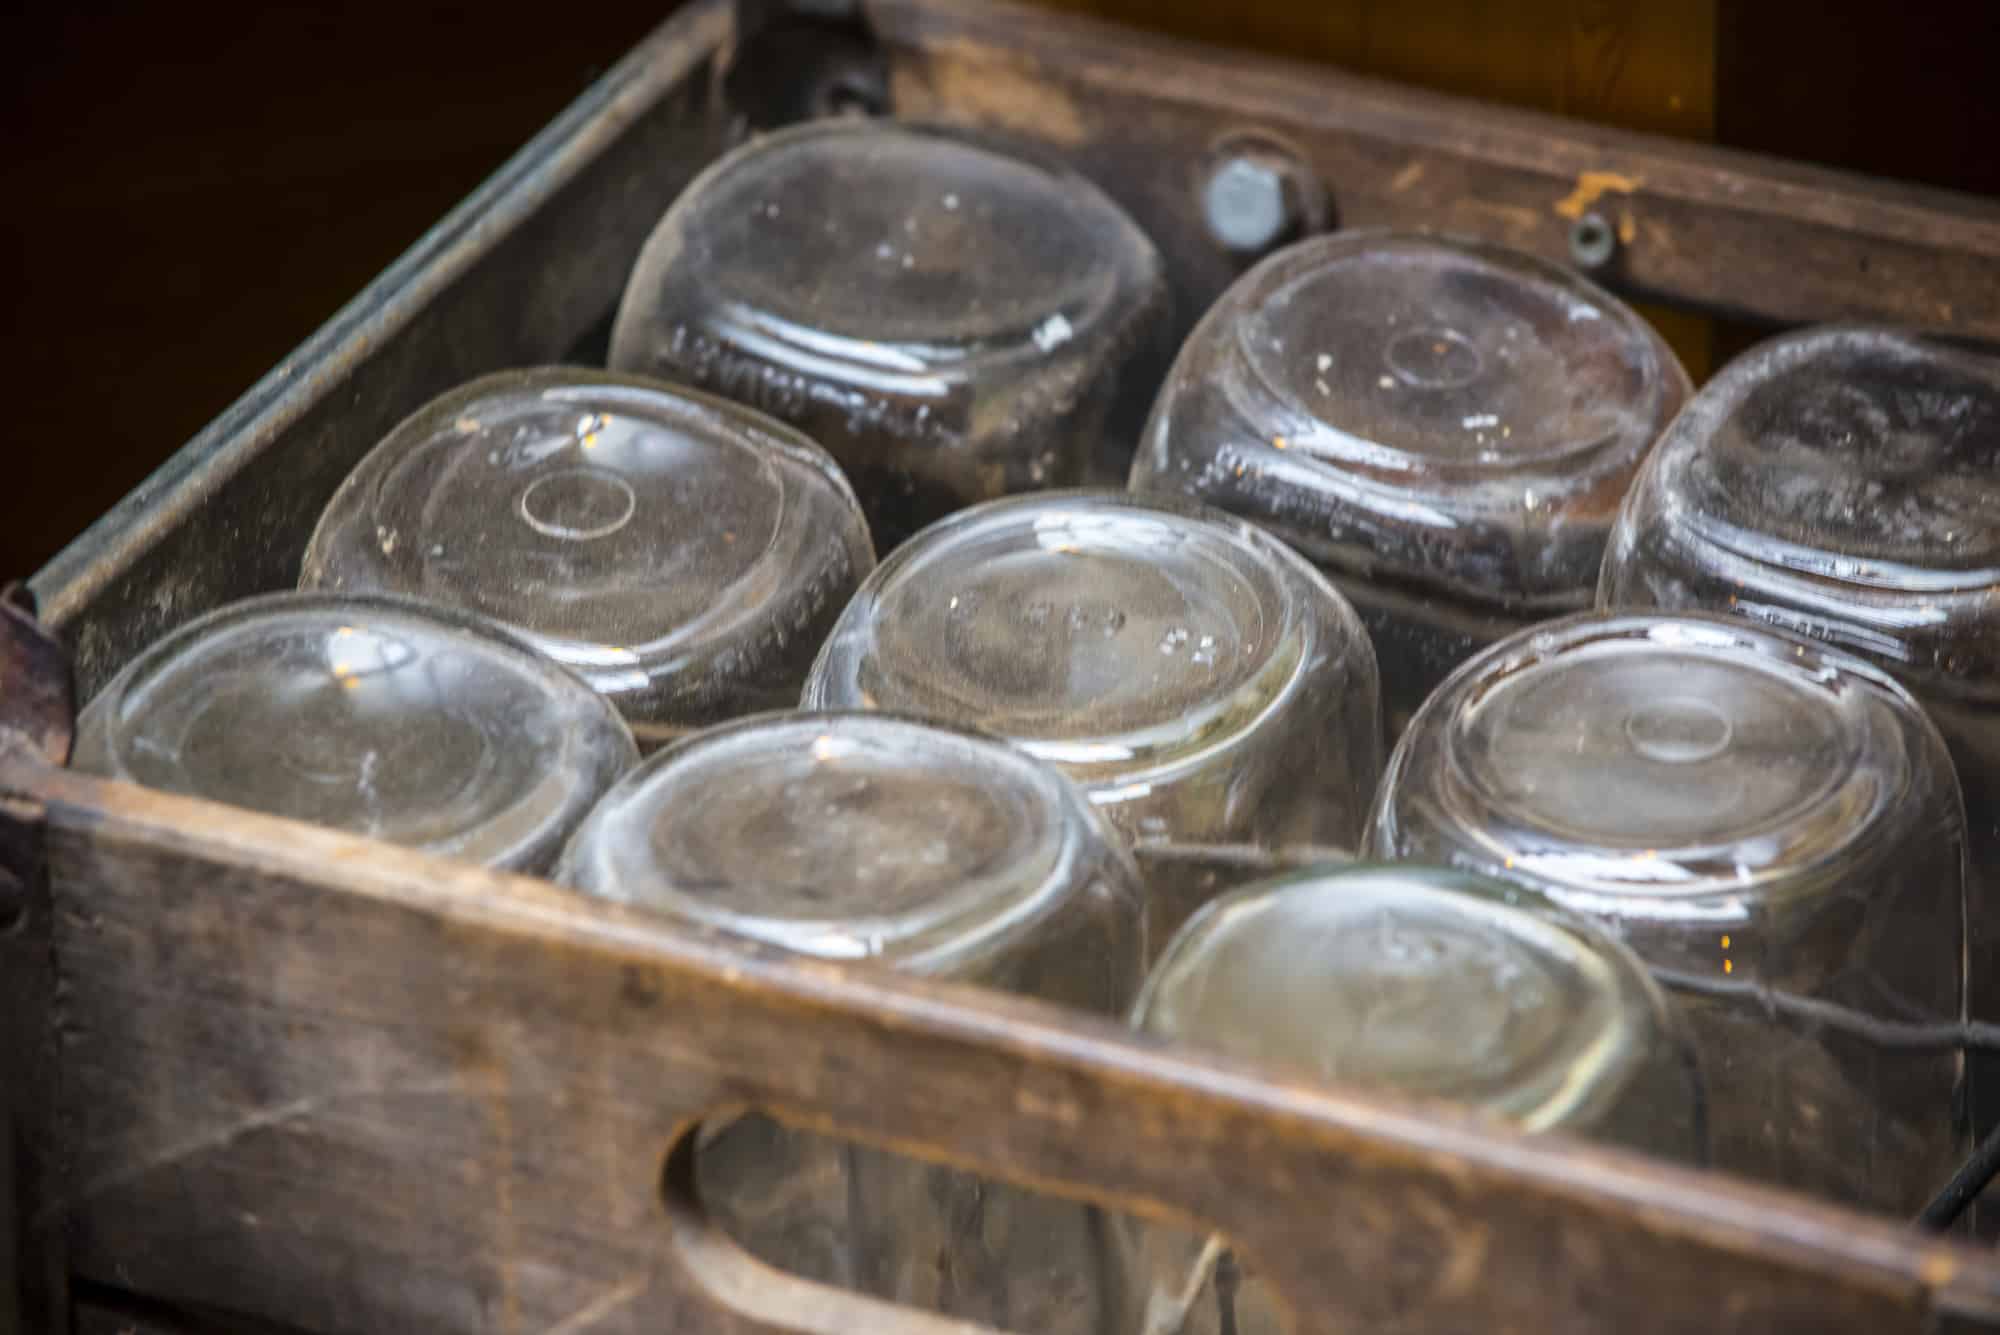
[35,0,2000,701]
[9,1,2000,1332]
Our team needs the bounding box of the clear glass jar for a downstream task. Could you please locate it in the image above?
[74,592,637,872]
[555,710,1144,1331]
[1130,230,1688,738]
[608,120,1168,550]
[1115,863,1705,1335]
[802,490,1383,945]
[1368,610,1967,1215]
[1599,325,2000,1166]
[299,368,874,747]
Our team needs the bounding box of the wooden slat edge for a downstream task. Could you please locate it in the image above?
[14,755,2000,1333]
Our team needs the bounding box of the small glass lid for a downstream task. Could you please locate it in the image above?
[1135,865,1668,1131]
[299,368,874,739]
[1134,231,1687,606]
[803,491,1372,791]
[74,593,637,871]
[557,711,1128,974]
[1378,612,1923,903]
[1611,326,2000,691]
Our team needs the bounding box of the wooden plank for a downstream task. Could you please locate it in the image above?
[28,0,737,701]
[870,0,2000,352]
[12,753,2000,1334]
[72,1280,339,1335]
[1027,0,1720,135]
[73,1305,195,1335]
[1,587,74,1335]
[1031,0,1721,374]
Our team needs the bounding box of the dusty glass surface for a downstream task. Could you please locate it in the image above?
[803,489,1383,945]
[1130,231,1687,736]
[299,367,874,747]
[74,592,637,872]
[1368,611,1967,1214]
[608,119,1167,549]
[1599,325,2000,1162]
[1116,864,1704,1335]
[556,711,1143,1331]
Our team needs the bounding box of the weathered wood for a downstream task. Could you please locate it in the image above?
[27,0,737,701]
[71,1289,289,1335]
[37,0,2000,695]
[16,4,2000,1331]
[871,0,2000,351]
[1,586,74,1335]
[73,1304,195,1335]
[15,753,2000,1335]
[1034,0,1725,380]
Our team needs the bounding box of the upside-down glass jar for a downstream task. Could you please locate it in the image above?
[1115,863,1706,1335]
[1598,325,2000,1168]
[802,490,1383,945]
[74,592,637,872]
[299,368,874,748]
[608,119,1168,550]
[1130,230,1688,737]
[556,711,1144,1332]
[1367,610,1967,1215]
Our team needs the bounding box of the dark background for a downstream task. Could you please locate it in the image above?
[4,1,1996,578]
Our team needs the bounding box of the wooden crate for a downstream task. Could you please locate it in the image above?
[6,2,2000,1330]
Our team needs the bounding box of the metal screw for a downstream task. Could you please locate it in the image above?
[1202,144,1322,261]
[1569,211,1618,271]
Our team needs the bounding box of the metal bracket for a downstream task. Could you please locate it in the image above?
[724,0,888,128]
[1,581,75,1335]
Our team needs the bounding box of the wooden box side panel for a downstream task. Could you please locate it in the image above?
[29,1,736,701]
[870,0,2000,358]
[33,0,2000,708]
[19,756,1996,1335]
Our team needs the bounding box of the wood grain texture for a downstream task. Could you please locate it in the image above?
[1027,1,1715,136]
[12,751,2000,1334]
[872,0,2000,363]
[0,3,682,579]
[16,3,2000,1329]
[1,586,73,1333]
[71,1290,295,1335]
[27,0,736,702]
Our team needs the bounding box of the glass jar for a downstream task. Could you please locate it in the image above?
[1130,230,1688,738]
[1599,324,2000,1165]
[802,490,1383,945]
[556,710,1144,1331]
[608,119,1168,550]
[1116,863,1705,1335]
[299,368,874,748]
[1367,610,1967,1215]
[74,592,637,872]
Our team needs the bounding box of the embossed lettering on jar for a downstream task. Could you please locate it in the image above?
[609,120,1168,549]
[1367,611,1968,1215]
[1131,231,1688,737]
